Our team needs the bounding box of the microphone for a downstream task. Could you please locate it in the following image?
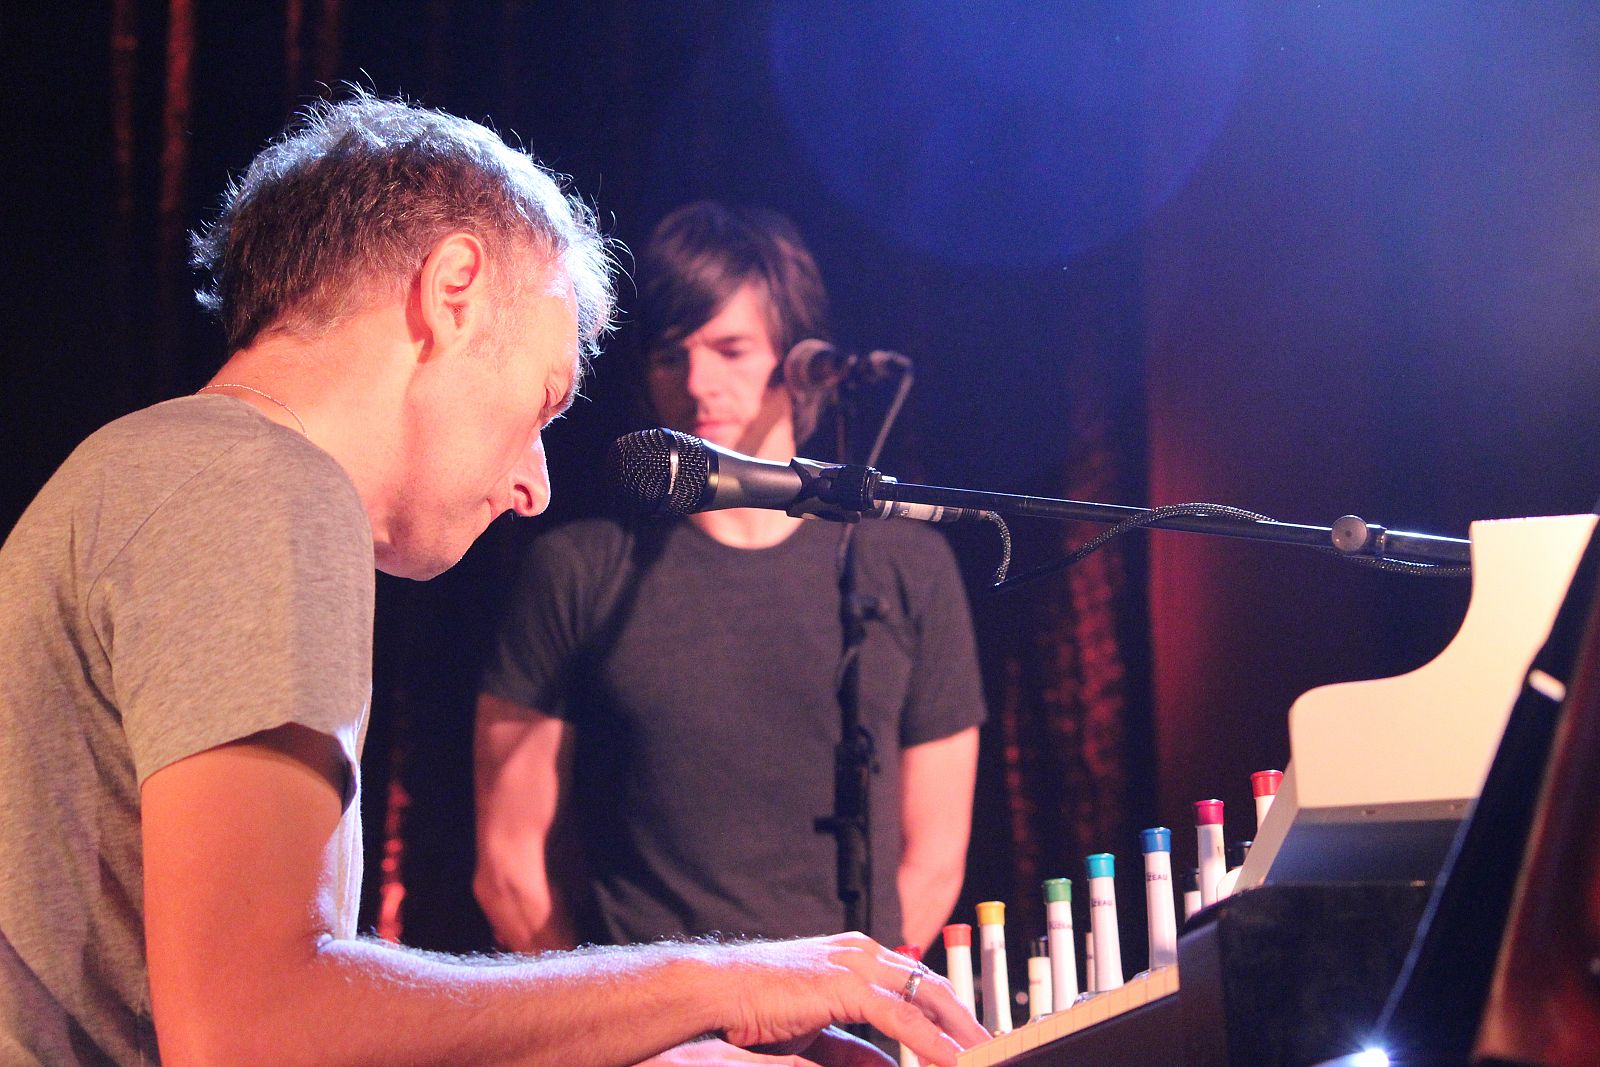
[784,339,912,394]
[605,428,978,524]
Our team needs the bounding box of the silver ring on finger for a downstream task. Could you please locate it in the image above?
[901,970,923,1003]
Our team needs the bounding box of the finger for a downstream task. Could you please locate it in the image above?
[855,994,965,1067]
[893,967,989,1050]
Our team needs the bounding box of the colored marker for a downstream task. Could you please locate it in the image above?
[1214,838,1251,901]
[1252,769,1284,832]
[1081,927,1094,998]
[1028,936,1052,1021]
[1084,931,1096,993]
[1195,799,1226,906]
[1182,868,1201,921]
[942,924,975,1014]
[895,944,923,1067]
[1086,853,1124,992]
[1140,828,1178,969]
[1043,877,1078,1010]
[976,901,1013,1033]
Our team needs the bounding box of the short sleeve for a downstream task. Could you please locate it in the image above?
[897,529,987,748]
[92,433,374,789]
[479,523,610,718]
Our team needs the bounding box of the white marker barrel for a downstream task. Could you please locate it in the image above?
[1084,931,1096,993]
[1177,870,1203,921]
[1042,877,1078,1008]
[1182,868,1202,921]
[1195,799,1227,906]
[976,901,1013,1033]
[1027,937,1052,1021]
[1252,769,1284,833]
[1214,838,1250,901]
[1139,828,1178,969]
[1086,853,1124,991]
[895,944,923,1067]
[942,924,976,1014]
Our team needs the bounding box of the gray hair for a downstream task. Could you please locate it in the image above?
[192,90,615,358]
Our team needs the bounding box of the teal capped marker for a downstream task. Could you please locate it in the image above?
[1085,853,1124,990]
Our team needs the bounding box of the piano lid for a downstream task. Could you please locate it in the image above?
[1239,513,1598,887]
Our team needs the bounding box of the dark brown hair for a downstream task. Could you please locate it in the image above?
[639,202,831,440]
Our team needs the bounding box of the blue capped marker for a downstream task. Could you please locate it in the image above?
[1140,828,1178,969]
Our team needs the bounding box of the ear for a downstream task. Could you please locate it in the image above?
[416,232,491,359]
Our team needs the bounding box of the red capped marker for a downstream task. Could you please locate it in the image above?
[1195,799,1227,906]
[942,923,976,1014]
[1252,769,1284,834]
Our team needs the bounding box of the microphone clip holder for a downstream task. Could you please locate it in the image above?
[782,459,882,524]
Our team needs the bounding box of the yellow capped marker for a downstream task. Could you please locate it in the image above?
[976,900,1013,1032]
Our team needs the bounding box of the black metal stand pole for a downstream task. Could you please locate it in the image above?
[814,535,878,938]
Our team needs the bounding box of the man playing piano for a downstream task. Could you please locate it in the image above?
[0,94,984,1066]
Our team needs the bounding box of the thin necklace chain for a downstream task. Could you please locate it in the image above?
[198,383,308,437]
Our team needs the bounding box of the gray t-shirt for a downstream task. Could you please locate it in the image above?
[0,396,374,1065]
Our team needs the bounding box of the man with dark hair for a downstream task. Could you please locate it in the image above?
[0,101,983,1066]
[474,203,983,961]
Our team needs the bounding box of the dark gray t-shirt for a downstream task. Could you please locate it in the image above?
[482,516,984,949]
[0,396,374,1066]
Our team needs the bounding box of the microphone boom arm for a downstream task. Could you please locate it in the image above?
[801,462,1472,567]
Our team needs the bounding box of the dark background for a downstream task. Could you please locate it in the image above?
[6,2,1599,985]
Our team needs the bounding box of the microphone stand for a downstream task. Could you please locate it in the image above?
[812,365,917,946]
[813,538,878,939]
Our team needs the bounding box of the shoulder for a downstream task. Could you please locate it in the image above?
[853,519,961,570]
[514,515,646,595]
[82,396,359,509]
[49,397,369,585]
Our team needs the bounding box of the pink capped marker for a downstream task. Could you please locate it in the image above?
[942,924,976,1014]
[1252,769,1284,834]
[1195,799,1227,906]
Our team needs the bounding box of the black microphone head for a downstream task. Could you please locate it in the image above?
[605,428,712,516]
[783,339,848,392]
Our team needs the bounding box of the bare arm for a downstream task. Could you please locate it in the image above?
[474,692,583,951]
[897,727,980,953]
[143,724,987,1067]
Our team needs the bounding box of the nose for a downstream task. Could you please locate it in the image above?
[684,347,723,404]
[508,434,552,518]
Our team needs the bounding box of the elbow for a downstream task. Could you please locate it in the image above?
[473,862,555,951]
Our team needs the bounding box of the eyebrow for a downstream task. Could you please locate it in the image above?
[703,330,760,346]
[547,358,583,422]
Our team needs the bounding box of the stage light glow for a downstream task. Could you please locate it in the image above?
[767,1,1248,268]
[1352,1048,1391,1067]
